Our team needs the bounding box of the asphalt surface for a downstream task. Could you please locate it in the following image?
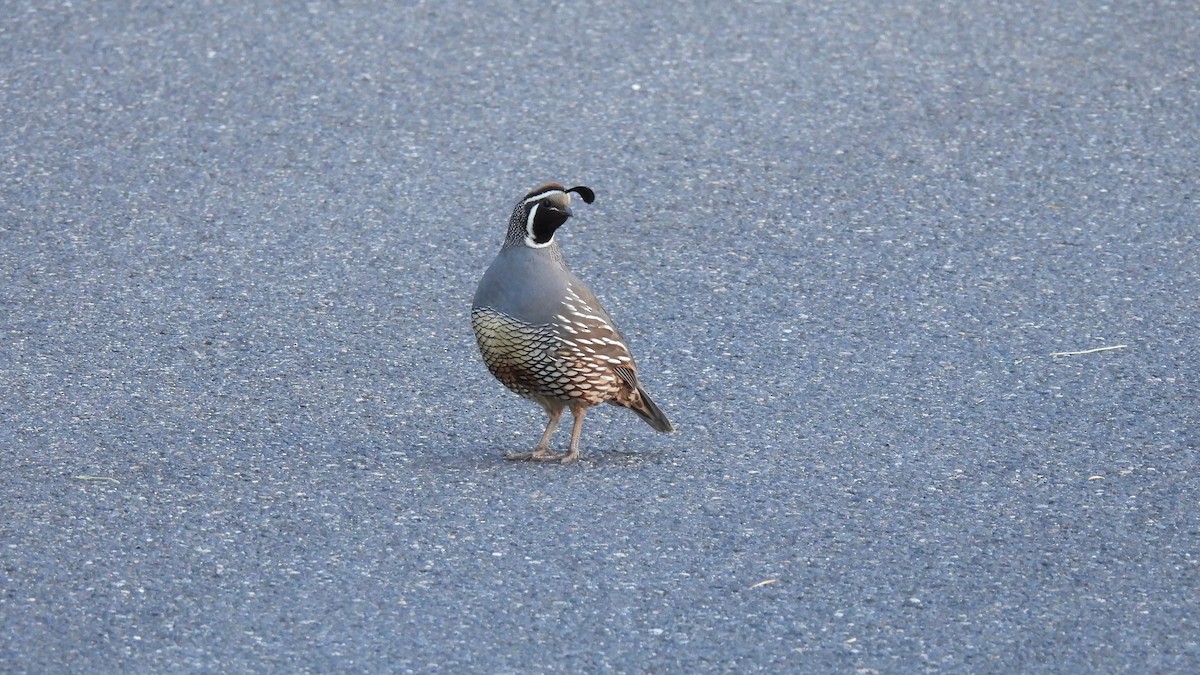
[2,1,1198,672]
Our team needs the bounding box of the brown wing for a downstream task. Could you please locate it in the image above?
[542,280,640,403]
[556,280,672,431]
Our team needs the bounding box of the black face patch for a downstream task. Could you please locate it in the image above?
[530,202,570,244]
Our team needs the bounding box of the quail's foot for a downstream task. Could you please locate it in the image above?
[505,447,565,462]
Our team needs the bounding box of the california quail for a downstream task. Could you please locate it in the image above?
[471,182,674,464]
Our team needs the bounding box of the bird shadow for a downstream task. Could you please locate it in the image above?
[449,445,663,470]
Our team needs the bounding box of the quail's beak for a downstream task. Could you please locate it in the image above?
[546,192,574,218]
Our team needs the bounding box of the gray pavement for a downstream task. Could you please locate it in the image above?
[2,1,1198,672]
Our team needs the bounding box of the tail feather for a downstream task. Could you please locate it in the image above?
[611,365,674,433]
[630,386,674,433]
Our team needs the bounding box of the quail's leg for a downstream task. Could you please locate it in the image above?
[560,405,588,465]
[506,406,565,461]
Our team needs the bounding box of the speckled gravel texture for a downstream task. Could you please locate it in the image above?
[2,1,1198,672]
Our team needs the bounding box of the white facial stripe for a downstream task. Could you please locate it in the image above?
[524,202,553,248]
[523,189,567,205]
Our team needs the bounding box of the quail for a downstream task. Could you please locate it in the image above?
[471,182,673,464]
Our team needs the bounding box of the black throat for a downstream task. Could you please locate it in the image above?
[530,204,569,245]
